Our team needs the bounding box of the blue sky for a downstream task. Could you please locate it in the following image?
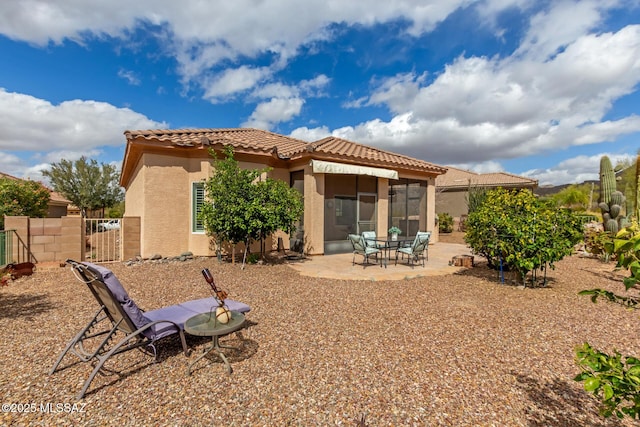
[1,1,639,186]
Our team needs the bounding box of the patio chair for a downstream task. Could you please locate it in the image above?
[348,234,382,268]
[50,260,251,399]
[394,231,430,268]
[361,231,384,250]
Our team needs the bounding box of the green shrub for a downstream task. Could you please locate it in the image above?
[438,213,453,233]
[576,223,640,419]
[465,188,583,285]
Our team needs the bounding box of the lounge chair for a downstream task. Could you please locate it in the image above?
[50,260,251,399]
[348,234,382,268]
[395,231,430,267]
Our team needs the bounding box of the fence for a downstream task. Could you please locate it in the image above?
[84,219,121,263]
[2,216,141,265]
[0,229,37,267]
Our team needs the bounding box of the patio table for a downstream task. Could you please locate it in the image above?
[365,236,414,267]
[184,310,245,375]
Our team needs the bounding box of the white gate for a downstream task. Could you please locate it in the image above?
[84,218,122,263]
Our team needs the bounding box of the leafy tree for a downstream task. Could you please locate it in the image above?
[0,178,50,229]
[42,157,123,217]
[550,184,591,211]
[200,146,304,265]
[465,188,583,285]
[575,223,640,419]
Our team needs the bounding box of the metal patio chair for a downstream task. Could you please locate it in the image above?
[348,234,382,268]
[395,231,430,268]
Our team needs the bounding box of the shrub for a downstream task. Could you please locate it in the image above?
[438,213,453,233]
[575,223,640,419]
[583,226,614,261]
[465,188,583,285]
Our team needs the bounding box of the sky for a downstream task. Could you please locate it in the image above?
[0,1,639,187]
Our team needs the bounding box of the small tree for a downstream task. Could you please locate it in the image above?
[200,146,303,265]
[465,188,582,285]
[0,178,50,229]
[42,157,123,217]
[550,184,591,211]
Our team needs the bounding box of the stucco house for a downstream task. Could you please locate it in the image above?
[120,128,447,257]
[435,166,538,225]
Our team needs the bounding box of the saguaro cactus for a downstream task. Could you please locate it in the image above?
[600,190,627,234]
[599,155,615,205]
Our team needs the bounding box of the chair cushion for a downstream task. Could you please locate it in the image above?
[83,262,152,331]
[145,298,251,340]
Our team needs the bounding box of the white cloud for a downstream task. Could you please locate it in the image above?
[243,98,304,130]
[203,66,272,101]
[448,160,504,174]
[521,152,634,186]
[320,20,640,166]
[117,68,141,85]
[0,88,165,152]
[242,75,330,129]
[289,126,332,141]
[0,0,509,97]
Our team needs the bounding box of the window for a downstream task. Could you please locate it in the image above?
[388,179,426,236]
[192,182,205,233]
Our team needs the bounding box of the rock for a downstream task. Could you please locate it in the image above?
[150,254,162,260]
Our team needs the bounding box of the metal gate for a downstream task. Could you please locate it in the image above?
[0,230,8,266]
[84,218,122,263]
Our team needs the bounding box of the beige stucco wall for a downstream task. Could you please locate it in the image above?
[125,153,295,258]
[435,189,468,221]
[124,148,442,258]
[304,165,324,255]
[376,178,389,237]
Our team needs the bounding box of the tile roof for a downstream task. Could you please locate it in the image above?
[123,129,447,176]
[125,128,309,157]
[289,136,446,174]
[436,166,537,189]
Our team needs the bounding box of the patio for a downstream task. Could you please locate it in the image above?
[288,242,476,281]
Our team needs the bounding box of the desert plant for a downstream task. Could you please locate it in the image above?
[466,183,487,214]
[438,213,453,233]
[599,156,616,205]
[583,227,614,261]
[600,190,628,234]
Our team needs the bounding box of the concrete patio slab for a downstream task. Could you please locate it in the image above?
[287,242,477,281]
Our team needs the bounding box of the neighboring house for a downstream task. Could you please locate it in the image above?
[0,172,71,218]
[435,166,538,222]
[120,128,447,257]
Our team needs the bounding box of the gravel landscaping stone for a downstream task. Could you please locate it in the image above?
[0,254,637,426]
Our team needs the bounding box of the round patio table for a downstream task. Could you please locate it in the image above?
[184,310,245,375]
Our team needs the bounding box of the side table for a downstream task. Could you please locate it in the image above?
[184,310,245,375]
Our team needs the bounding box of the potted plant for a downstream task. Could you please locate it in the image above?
[388,226,402,241]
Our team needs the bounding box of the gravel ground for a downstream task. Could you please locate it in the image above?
[0,253,638,426]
